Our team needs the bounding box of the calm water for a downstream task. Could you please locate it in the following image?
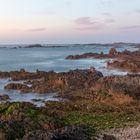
[0,44,138,105]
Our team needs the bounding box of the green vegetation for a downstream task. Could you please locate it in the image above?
[61,112,140,136]
[0,101,140,139]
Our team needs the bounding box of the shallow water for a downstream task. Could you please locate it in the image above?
[0,44,138,105]
[0,79,60,106]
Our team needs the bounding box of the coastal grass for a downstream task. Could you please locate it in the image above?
[61,112,140,136]
[0,101,140,139]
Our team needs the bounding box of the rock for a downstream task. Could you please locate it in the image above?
[95,74,140,99]
[0,94,10,101]
[25,44,44,48]
[3,68,103,94]
[22,130,53,140]
[20,68,26,73]
[66,48,140,73]
[0,72,10,78]
[0,132,6,140]
[103,134,117,140]
[109,48,118,56]
[107,60,140,72]
[4,83,31,93]
[53,125,91,140]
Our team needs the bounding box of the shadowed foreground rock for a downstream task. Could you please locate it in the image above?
[23,126,92,140]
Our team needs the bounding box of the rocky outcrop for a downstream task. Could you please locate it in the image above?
[103,134,117,140]
[109,48,118,56]
[24,44,44,48]
[107,60,140,72]
[66,48,140,73]
[23,125,92,140]
[4,83,31,93]
[66,48,119,60]
[3,68,103,94]
[94,74,140,99]
[0,95,10,101]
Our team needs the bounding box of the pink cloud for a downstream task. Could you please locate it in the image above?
[74,17,96,26]
[74,17,105,31]
[27,28,46,32]
[120,25,140,30]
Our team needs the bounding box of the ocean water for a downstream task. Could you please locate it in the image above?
[0,44,138,105]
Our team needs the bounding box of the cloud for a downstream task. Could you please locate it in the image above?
[120,25,140,30]
[74,17,105,31]
[74,17,96,26]
[76,26,104,31]
[27,28,47,32]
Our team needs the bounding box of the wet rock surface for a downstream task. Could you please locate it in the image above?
[66,48,140,73]
[3,68,103,94]
[2,67,140,101]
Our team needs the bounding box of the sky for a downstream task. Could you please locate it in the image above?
[0,0,140,44]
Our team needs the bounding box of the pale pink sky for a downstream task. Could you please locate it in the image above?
[0,0,140,43]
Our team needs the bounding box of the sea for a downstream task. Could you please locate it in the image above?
[0,44,138,106]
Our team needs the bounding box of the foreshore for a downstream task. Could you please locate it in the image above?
[0,65,140,139]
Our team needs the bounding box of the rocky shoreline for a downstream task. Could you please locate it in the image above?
[0,67,140,139]
[66,48,140,73]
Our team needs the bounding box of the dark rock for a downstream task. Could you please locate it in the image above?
[22,130,53,140]
[4,83,31,93]
[0,94,10,101]
[53,125,91,140]
[109,48,118,56]
[25,44,44,48]
[0,132,6,140]
[103,134,117,140]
